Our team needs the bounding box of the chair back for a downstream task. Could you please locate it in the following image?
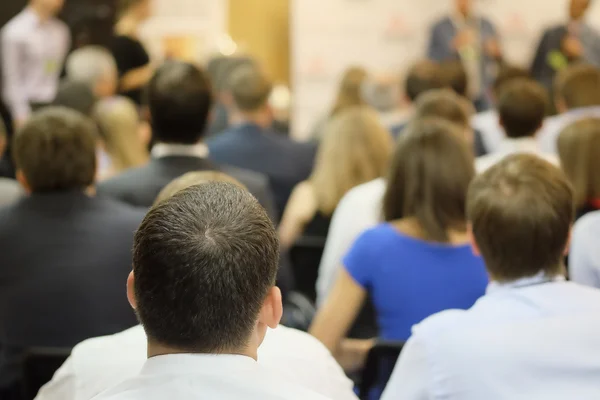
[21,347,71,400]
[289,235,327,302]
[359,340,405,400]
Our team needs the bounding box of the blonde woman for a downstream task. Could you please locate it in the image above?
[94,97,150,180]
[558,118,600,220]
[279,106,393,250]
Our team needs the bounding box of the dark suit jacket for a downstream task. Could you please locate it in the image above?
[531,25,569,94]
[207,123,316,216]
[0,191,145,388]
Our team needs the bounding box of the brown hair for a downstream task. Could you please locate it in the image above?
[440,60,468,98]
[229,65,273,112]
[14,107,97,192]
[493,64,530,97]
[310,106,392,215]
[155,171,245,206]
[414,89,473,129]
[554,64,600,110]
[383,118,475,242]
[116,0,145,17]
[467,154,574,281]
[404,60,444,102]
[557,118,600,208]
[498,79,548,138]
[330,67,367,117]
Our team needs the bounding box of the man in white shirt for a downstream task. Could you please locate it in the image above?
[91,182,330,400]
[570,210,600,289]
[476,78,558,173]
[1,0,71,127]
[382,154,600,400]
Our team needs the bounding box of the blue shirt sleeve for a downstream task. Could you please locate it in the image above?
[343,227,381,289]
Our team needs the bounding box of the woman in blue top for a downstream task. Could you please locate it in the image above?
[310,118,489,371]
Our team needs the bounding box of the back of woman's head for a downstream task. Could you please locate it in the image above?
[383,118,475,242]
[557,118,600,208]
[311,106,393,215]
[330,67,368,117]
[94,97,149,173]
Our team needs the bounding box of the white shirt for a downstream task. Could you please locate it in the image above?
[571,211,600,289]
[1,8,70,121]
[381,276,600,400]
[475,137,559,173]
[35,325,356,400]
[537,106,600,154]
[471,109,503,154]
[150,142,209,159]
[316,178,385,305]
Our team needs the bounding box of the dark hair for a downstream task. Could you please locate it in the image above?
[52,81,98,117]
[383,118,475,242]
[14,107,97,192]
[555,63,600,110]
[493,64,530,97]
[404,60,445,102]
[440,60,468,97]
[467,154,573,281]
[147,62,214,144]
[133,182,280,353]
[414,89,472,129]
[117,0,144,16]
[229,65,273,112]
[498,79,548,138]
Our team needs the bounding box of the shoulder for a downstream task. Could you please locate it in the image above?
[431,16,452,30]
[412,308,470,341]
[93,196,146,222]
[351,223,398,251]
[2,12,30,40]
[574,211,600,237]
[475,153,498,174]
[338,178,386,212]
[52,18,69,35]
[218,164,269,188]
[99,164,152,190]
[261,325,331,360]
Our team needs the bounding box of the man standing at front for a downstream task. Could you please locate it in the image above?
[1,0,70,128]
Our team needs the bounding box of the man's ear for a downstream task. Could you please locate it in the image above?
[468,223,481,257]
[126,271,138,310]
[564,228,572,256]
[258,286,283,329]
[16,170,32,194]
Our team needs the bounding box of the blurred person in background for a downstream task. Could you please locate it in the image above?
[531,0,600,96]
[310,119,488,381]
[0,108,144,398]
[66,46,119,99]
[570,209,600,289]
[557,118,600,220]
[1,0,70,129]
[0,117,22,207]
[52,81,97,117]
[427,0,502,111]
[110,0,153,105]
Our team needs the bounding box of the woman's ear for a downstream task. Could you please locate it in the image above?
[126,271,138,310]
[468,223,481,257]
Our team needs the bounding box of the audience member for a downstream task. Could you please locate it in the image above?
[316,89,474,304]
[471,65,531,153]
[36,171,357,400]
[91,182,329,400]
[279,106,392,249]
[382,154,600,400]
[361,73,404,129]
[52,81,98,117]
[110,0,153,105]
[570,210,600,289]
[94,97,150,180]
[537,63,600,153]
[557,118,600,219]
[0,108,144,396]
[0,118,22,206]
[65,46,118,99]
[476,79,556,172]
[310,119,488,374]
[208,65,316,216]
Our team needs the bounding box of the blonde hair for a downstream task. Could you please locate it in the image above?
[155,171,245,206]
[330,67,368,117]
[94,97,148,174]
[310,106,392,215]
[557,118,600,208]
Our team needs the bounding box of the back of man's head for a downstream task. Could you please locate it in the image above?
[414,89,473,130]
[66,46,118,98]
[492,65,530,98]
[132,182,281,353]
[498,79,548,138]
[53,81,98,117]
[555,64,600,111]
[229,65,273,113]
[467,155,573,282]
[404,60,445,103]
[148,61,213,144]
[14,107,97,193]
[440,60,468,98]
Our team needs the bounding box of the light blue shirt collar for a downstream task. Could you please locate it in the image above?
[487,272,565,294]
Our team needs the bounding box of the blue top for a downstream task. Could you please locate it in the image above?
[344,223,488,341]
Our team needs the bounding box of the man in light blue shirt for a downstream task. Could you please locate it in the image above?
[570,211,600,289]
[382,154,600,400]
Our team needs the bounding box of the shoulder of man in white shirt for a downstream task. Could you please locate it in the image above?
[475,149,559,174]
[35,325,357,400]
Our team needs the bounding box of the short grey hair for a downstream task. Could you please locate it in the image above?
[66,46,117,88]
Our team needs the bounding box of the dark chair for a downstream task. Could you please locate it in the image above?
[281,291,317,332]
[289,235,327,302]
[21,347,71,400]
[358,340,405,400]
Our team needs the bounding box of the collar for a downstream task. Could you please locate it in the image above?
[487,272,565,294]
[142,353,257,376]
[562,106,600,119]
[498,137,540,154]
[151,143,209,159]
[23,6,51,26]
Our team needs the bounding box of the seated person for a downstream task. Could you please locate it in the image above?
[382,154,600,400]
[310,119,488,373]
[35,171,357,400]
[476,78,557,172]
[557,118,600,220]
[0,108,144,394]
[571,210,600,289]
[65,46,118,99]
[208,65,316,216]
[0,117,21,207]
[92,181,330,400]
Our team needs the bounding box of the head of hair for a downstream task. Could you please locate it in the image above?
[414,89,473,129]
[66,46,117,92]
[147,61,213,144]
[52,81,98,117]
[383,118,475,242]
[330,67,368,116]
[554,63,600,110]
[116,0,148,18]
[404,60,445,102]
[229,65,273,113]
[94,97,148,174]
[557,118,600,208]
[310,106,392,215]
[492,64,530,97]
[440,60,468,98]
[155,171,245,206]
[14,107,97,192]
[361,75,400,113]
[207,56,256,94]
[498,79,548,138]
[467,155,573,281]
[133,182,279,353]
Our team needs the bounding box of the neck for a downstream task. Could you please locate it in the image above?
[231,110,272,129]
[115,14,140,36]
[29,2,53,21]
[147,341,258,361]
